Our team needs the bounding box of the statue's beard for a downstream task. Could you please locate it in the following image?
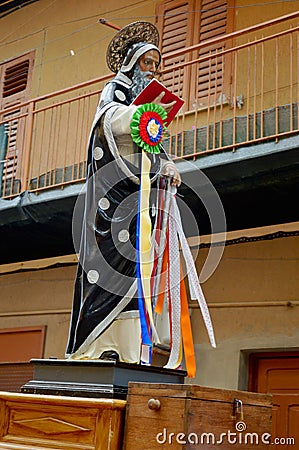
[131,65,153,99]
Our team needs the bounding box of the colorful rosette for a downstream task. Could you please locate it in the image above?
[130,103,167,153]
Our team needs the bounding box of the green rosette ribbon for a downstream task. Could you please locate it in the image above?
[130,103,167,153]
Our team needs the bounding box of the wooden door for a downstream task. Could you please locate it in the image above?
[249,351,299,447]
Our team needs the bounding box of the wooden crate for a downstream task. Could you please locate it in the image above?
[0,391,125,449]
[123,383,272,449]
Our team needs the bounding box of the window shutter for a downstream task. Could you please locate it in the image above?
[0,52,34,196]
[197,0,229,104]
[0,326,45,392]
[2,59,30,98]
[1,111,21,194]
[156,0,234,109]
[157,0,195,98]
[0,363,33,393]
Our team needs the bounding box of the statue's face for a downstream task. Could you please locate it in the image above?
[137,49,160,79]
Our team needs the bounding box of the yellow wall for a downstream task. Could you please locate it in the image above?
[1,0,298,178]
[1,0,299,98]
[234,0,299,30]
[0,264,75,358]
[0,0,158,97]
[0,230,298,389]
[192,233,299,389]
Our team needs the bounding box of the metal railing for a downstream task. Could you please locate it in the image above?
[1,11,299,199]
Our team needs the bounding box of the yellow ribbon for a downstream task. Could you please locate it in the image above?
[140,150,158,341]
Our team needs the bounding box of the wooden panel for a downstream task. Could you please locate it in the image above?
[188,398,271,448]
[288,402,299,445]
[256,357,299,394]
[123,383,272,449]
[271,395,299,445]
[0,392,125,450]
[249,351,299,444]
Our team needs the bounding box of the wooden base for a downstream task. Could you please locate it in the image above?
[0,391,125,449]
[123,382,273,449]
[0,383,273,449]
[21,359,186,399]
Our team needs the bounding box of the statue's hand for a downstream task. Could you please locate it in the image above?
[152,92,176,114]
[161,162,181,187]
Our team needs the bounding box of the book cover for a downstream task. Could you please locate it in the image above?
[132,78,184,126]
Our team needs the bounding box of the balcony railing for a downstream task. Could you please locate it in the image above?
[1,11,299,199]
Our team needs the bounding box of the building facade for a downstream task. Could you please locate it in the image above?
[0,0,299,439]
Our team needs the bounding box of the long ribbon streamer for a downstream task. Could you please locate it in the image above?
[172,194,216,348]
[163,199,182,370]
[180,265,196,378]
[139,150,159,343]
[136,183,151,346]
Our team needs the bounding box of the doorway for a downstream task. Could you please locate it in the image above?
[249,351,299,447]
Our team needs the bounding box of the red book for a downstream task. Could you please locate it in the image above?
[132,78,184,126]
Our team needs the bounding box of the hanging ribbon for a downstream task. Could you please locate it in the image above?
[180,264,196,378]
[154,230,169,315]
[137,150,159,349]
[171,195,216,348]
[136,182,151,347]
[163,198,182,370]
[133,104,168,353]
[132,103,216,373]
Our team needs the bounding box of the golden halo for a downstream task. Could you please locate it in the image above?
[106,21,160,73]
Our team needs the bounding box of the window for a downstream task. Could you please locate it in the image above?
[156,0,234,109]
[0,326,45,392]
[0,51,34,197]
[2,58,31,98]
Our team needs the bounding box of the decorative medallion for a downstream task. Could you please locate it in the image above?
[130,103,167,153]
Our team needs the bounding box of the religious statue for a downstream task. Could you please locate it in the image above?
[66,21,215,377]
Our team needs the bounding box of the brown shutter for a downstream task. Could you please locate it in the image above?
[0,363,34,393]
[197,0,230,105]
[2,59,30,98]
[156,0,197,101]
[156,0,234,109]
[0,51,34,197]
[0,326,45,393]
[1,112,21,194]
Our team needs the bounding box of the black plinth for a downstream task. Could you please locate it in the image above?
[21,359,186,399]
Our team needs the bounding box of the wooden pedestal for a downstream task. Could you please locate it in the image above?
[123,383,272,449]
[0,391,125,449]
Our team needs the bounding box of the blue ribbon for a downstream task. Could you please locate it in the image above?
[136,186,152,346]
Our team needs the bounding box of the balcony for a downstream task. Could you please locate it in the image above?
[1,11,298,196]
[0,12,299,262]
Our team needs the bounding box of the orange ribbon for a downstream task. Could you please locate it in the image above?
[180,265,196,378]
